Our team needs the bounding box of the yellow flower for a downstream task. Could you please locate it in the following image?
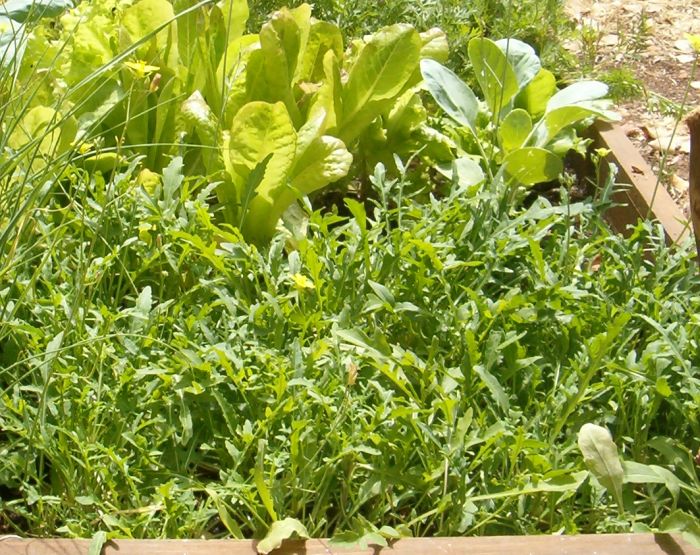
[136,168,161,195]
[291,273,315,290]
[124,60,160,79]
[77,142,95,155]
[684,33,700,53]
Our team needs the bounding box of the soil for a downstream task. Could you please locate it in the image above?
[564,0,700,217]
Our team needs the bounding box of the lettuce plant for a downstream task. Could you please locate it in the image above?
[420,37,620,188]
[6,0,445,243]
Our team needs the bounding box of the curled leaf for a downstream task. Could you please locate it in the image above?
[257,518,310,554]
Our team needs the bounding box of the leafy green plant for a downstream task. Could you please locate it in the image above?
[10,0,446,243]
[246,0,574,78]
[421,37,619,188]
[1,147,699,539]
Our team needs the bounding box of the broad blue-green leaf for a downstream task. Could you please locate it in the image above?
[468,37,518,113]
[543,102,617,144]
[515,68,557,118]
[452,156,485,188]
[329,531,387,550]
[419,27,448,63]
[257,518,310,554]
[340,24,421,143]
[659,511,700,548]
[0,16,25,69]
[495,38,541,91]
[134,286,152,318]
[546,80,609,111]
[162,156,184,207]
[88,531,107,555]
[498,108,532,152]
[1,0,72,22]
[578,423,624,510]
[622,461,680,501]
[502,147,562,186]
[420,58,479,135]
[535,470,588,492]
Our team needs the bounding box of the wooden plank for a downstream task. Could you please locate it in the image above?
[0,534,698,555]
[686,108,700,263]
[589,121,691,245]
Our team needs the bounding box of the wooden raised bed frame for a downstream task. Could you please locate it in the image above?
[589,121,691,245]
[1,534,699,555]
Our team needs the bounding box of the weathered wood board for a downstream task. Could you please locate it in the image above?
[589,121,691,245]
[1,534,698,555]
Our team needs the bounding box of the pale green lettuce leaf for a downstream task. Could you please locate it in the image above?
[290,135,352,194]
[121,0,178,65]
[339,24,421,143]
[419,27,448,63]
[224,101,297,241]
[296,19,342,84]
[217,0,248,43]
[258,4,310,125]
[306,49,342,132]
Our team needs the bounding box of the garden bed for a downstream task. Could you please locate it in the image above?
[1,0,699,546]
[2,534,699,555]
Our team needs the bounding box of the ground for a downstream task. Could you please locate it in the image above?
[564,0,700,215]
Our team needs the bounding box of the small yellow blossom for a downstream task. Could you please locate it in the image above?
[77,142,95,155]
[138,222,155,244]
[684,33,700,53]
[124,60,160,79]
[136,168,161,195]
[291,273,315,290]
